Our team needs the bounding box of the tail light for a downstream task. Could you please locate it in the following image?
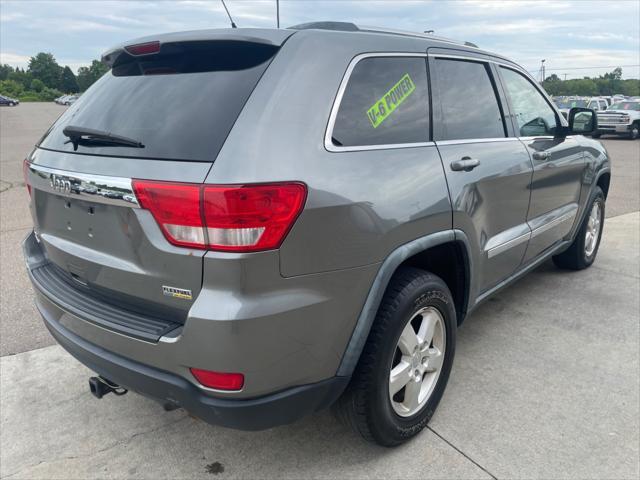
[23,159,31,197]
[124,41,160,56]
[132,181,307,252]
[190,368,244,391]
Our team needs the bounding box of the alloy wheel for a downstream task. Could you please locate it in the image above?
[585,200,602,257]
[389,306,446,417]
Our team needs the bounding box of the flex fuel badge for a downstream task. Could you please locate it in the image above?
[367,73,416,128]
[163,285,193,300]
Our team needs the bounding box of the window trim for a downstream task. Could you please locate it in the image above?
[497,65,567,138]
[430,56,509,141]
[325,52,565,152]
[324,52,433,153]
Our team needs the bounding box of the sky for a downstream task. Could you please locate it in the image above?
[1,0,639,79]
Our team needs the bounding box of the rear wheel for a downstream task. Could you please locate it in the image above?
[591,132,601,139]
[553,186,605,270]
[334,267,456,447]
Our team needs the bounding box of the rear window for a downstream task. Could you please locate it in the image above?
[39,41,279,161]
[331,57,430,147]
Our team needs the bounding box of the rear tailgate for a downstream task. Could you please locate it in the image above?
[26,32,291,328]
[26,151,210,323]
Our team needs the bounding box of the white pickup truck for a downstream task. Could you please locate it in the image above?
[595,100,640,139]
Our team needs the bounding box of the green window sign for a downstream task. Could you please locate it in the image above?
[366,73,416,128]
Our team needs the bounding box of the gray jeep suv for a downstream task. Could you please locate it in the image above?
[23,23,610,446]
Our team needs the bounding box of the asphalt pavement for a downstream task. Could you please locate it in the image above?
[1,103,638,479]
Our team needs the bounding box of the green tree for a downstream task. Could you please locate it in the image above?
[30,78,45,92]
[61,66,79,93]
[0,79,24,97]
[7,68,32,89]
[542,74,563,96]
[0,64,14,81]
[77,60,109,91]
[27,52,62,89]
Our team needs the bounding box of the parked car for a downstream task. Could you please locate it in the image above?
[22,23,610,447]
[594,100,640,139]
[54,95,68,104]
[62,95,79,105]
[554,97,607,118]
[0,94,19,106]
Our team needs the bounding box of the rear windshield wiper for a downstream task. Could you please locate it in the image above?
[63,125,145,150]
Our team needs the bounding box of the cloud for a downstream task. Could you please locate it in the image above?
[0,52,30,68]
[0,0,638,78]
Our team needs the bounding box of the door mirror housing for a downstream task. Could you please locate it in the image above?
[566,107,597,136]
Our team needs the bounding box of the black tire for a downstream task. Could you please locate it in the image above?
[553,186,605,270]
[334,267,456,447]
[591,132,601,139]
[9,102,14,107]
[628,123,639,140]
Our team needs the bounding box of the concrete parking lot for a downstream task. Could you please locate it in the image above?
[1,103,639,479]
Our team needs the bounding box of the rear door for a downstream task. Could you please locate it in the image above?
[28,38,284,321]
[497,66,584,263]
[429,54,533,294]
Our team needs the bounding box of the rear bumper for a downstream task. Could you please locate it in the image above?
[39,297,348,430]
[23,230,360,429]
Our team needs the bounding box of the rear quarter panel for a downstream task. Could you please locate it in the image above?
[205,30,452,277]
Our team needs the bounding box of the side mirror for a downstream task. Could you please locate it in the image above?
[567,107,597,135]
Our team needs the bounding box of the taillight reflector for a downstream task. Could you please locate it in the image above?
[190,368,244,391]
[124,41,160,56]
[132,181,306,252]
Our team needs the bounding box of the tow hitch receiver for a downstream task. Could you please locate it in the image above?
[89,376,128,399]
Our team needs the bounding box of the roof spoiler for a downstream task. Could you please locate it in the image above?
[101,28,294,67]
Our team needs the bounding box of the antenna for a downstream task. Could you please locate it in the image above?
[276,0,280,28]
[220,0,237,28]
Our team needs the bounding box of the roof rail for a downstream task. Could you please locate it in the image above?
[288,21,359,32]
[359,25,477,48]
[286,22,478,49]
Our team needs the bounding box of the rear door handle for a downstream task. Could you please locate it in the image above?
[450,157,481,172]
[532,151,551,161]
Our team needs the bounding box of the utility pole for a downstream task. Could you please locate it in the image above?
[276,0,280,28]
[540,59,546,82]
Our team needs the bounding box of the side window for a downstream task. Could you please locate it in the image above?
[331,57,429,147]
[432,59,506,140]
[500,67,558,137]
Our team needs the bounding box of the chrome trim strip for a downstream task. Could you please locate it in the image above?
[486,231,531,259]
[518,136,555,141]
[531,208,577,238]
[429,53,517,69]
[436,137,518,146]
[26,163,139,208]
[329,141,435,152]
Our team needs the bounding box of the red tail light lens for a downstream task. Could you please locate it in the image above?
[190,368,244,391]
[203,184,307,252]
[23,159,31,197]
[132,180,306,252]
[133,181,204,248]
[124,41,160,56]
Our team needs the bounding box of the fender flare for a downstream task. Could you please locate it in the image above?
[336,229,472,377]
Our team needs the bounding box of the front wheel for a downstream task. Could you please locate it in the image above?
[334,267,456,447]
[628,123,639,140]
[553,186,605,270]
